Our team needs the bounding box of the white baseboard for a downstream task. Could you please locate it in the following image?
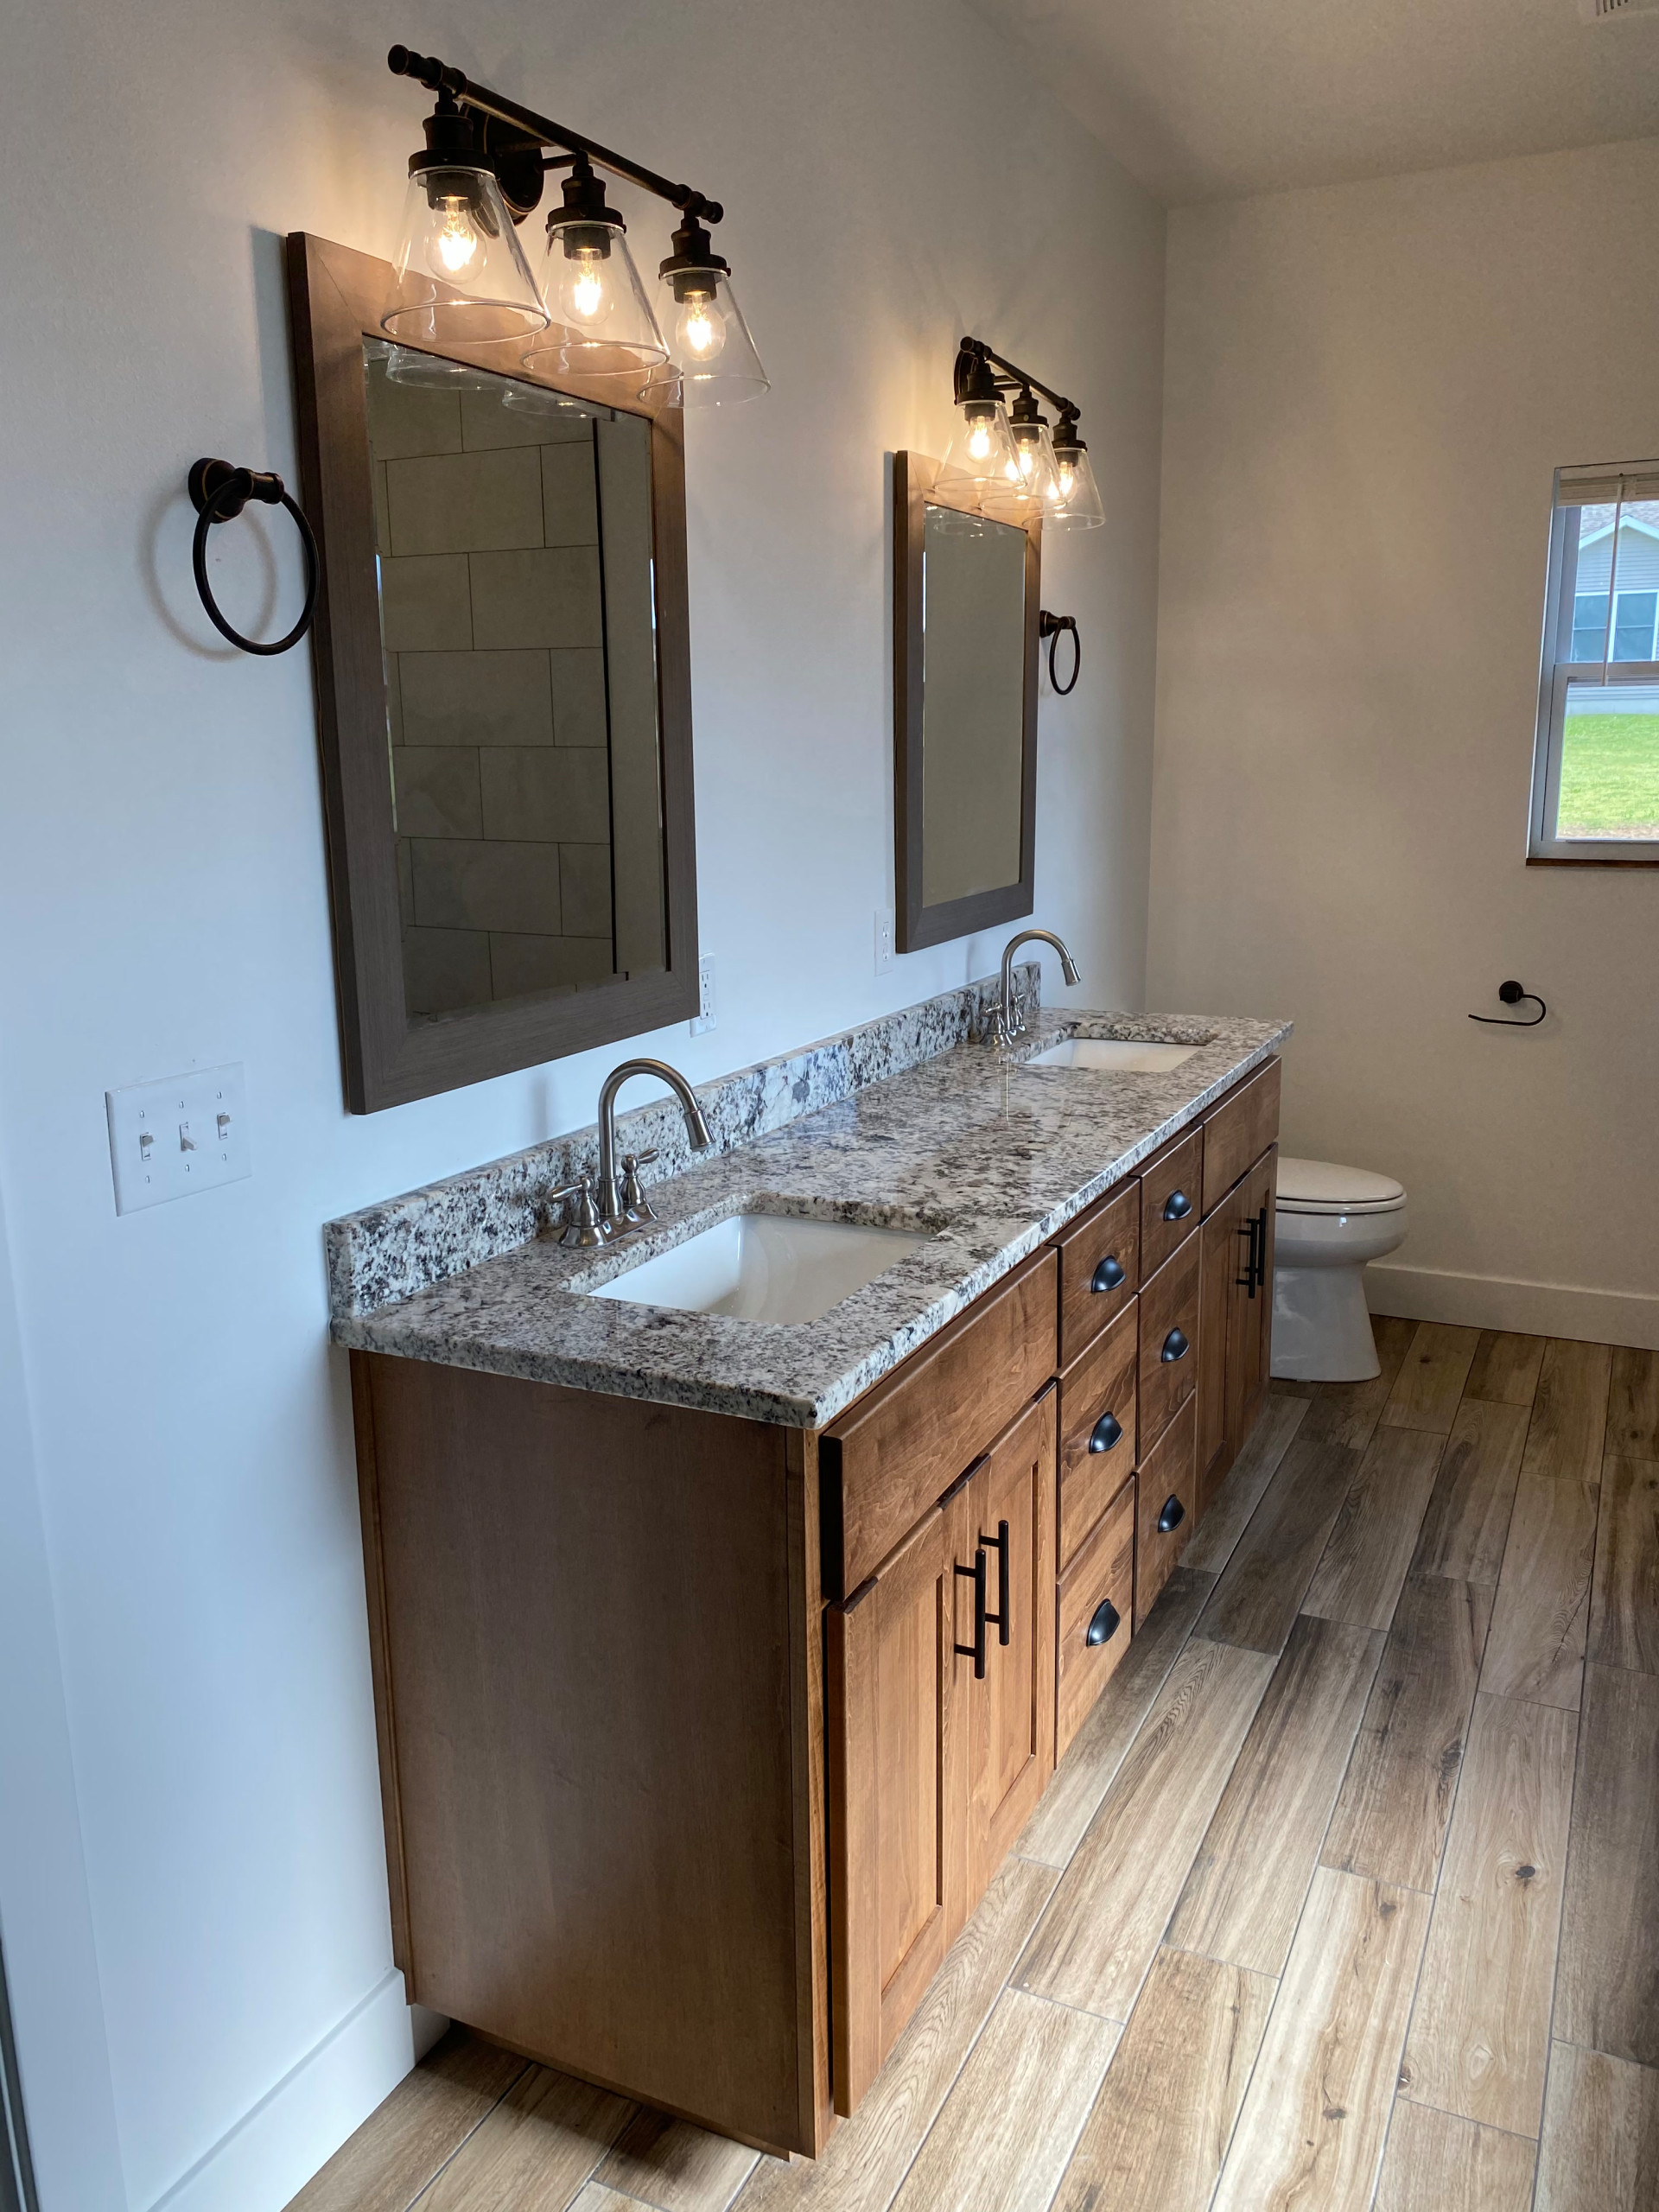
[1367,1263,1659,1351]
[146,1973,448,2212]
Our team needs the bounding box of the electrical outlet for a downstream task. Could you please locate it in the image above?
[874,907,894,974]
[689,954,716,1036]
[106,1063,251,1215]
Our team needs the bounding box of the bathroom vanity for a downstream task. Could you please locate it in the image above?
[334,992,1286,2158]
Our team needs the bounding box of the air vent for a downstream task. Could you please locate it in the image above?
[1580,0,1659,19]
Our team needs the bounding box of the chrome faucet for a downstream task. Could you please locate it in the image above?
[988,928,1082,1048]
[594,1058,712,1239]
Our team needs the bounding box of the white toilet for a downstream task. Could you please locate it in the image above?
[1271,1157,1408,1383]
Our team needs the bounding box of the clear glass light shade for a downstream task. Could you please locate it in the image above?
[1013,420,1061,502]
[651,271,769,407]
[524,221,669,380]
[382,164,550,346]
[1046,440,1105,531]
[938,403,1027,511]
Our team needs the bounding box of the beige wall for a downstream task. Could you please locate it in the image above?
[1151,138,1659,1348]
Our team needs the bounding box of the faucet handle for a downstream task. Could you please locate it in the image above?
[557,1174,607,1249]
[619,1151,658,1226]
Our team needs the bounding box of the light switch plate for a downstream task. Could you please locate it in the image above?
[106,1063,251,1215]
[874,908,895,975]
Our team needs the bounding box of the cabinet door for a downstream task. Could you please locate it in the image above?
[1197,1186,1243,1492]
[1197,1147,1278,1516]
[1224,1146,1276,1452]
[965,1389,1057,1891]
[827,1488,970,2113]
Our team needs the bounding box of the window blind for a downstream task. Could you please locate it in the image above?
[1556,461,1659,506]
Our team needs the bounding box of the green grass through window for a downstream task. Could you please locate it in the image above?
[1558,711,1659,839]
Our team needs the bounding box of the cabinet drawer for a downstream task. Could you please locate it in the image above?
[823,1248,1058,1599]
[1139,1127,1204,1279]
[1202,1058,1281,1217]
[1055,1478,1135,1763]
[1135,1394,1196,1627]
[1138,1236,1201,1456]
[1057,1301,1137,1573]
[1053,1178,1140,1370]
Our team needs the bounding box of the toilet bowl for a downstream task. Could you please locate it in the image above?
[1271,1156,1408,1383]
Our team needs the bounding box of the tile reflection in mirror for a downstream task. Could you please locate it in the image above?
[921,502,1028,906]
[365,340,669,1020]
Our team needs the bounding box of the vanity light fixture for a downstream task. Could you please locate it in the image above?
[943,339,1105,531]
[383,46,768,404]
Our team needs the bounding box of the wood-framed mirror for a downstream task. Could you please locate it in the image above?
[893,452,1039,953]
[286,232,698,1113]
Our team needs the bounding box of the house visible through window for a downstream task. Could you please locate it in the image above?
[1531,467,1659,861]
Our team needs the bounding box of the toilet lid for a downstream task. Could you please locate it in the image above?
[1276,1156,1406,1216]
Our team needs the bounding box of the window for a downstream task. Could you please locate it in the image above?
[1532,464,1659,861]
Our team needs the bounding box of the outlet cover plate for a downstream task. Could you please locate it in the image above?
[107,1063,251,1215]
[689,955,716,1037]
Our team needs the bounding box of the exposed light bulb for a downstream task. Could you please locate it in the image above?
[1014,438,1039,481]
[967,416,994,463]
[561,247,611,325]
[1053,458,1077,500]
[676,291,726,361]
[430,198,481,280]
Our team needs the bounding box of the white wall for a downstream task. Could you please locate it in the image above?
[0,3,1165,2206]
[1150,138,1659,1348]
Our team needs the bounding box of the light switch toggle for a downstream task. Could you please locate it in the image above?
[216,1112,232,1142]
[179,1123,196,1153]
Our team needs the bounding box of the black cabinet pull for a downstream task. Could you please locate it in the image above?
[1086,1598,1121,1647]
[1254,1203,1268,1293]
[1157,1494,1186,1535]
[1162,1189,1192,1221]
[1160,1327,1190,1363]
[1236,1214,1260,1296]
[954,1548,988,1679]
[982,1518,1011,1647]
[1089,1411,1123,1454]
[1091,1254,1126,1294]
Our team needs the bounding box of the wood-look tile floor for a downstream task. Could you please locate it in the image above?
[290,1324,1659,2212]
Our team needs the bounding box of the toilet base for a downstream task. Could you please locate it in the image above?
[1271,1261,1381,1383]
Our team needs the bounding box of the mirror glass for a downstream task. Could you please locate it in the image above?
[365,340,668,1020]
[920,502,1028,906]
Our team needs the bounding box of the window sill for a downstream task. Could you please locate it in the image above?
[1527,852,1659,868]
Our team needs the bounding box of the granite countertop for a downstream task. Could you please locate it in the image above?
[334,1007,1290,1429]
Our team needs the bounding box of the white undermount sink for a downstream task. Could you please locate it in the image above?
[585,1213,931,1325]
[1026,1038,1202,1073]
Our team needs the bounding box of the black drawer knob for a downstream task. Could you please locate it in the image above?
[1160,1326,1190,1363]
[1090,1254,1126,1294]
[1157,1494,1186,1535]
[1085,1598,1122,1648]
[1089,1411,1123,1454]
[1162,1189,1192,1221]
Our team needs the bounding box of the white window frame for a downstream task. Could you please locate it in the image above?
[1530,467,1659,865]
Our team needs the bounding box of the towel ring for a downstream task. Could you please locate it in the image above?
[1039,609,1081,696]
[188,458,320,657]
[1469,980,1546,1027]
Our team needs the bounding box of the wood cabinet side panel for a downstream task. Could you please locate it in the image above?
[349,1350,412,1978]
[363,1355,810,2152]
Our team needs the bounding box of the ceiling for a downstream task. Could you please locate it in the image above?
[968,0,1659,203]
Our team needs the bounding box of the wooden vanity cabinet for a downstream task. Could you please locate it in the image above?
[348,1059,1283,2152]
